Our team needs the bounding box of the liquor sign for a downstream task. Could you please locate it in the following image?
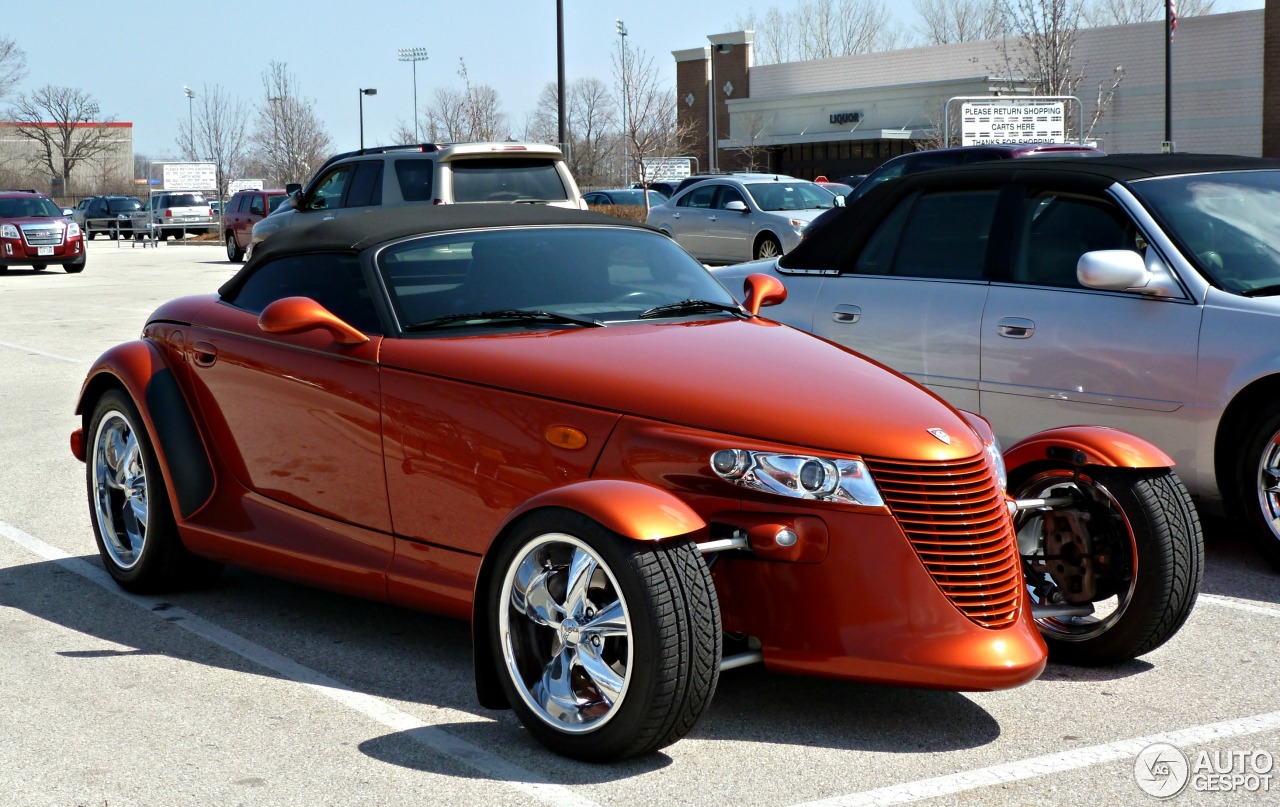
[961,101,1066,146]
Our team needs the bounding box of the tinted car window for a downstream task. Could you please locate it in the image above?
[307,167,351,210]
[890,190,1000,279]
[107,198,143,212]
[395,160,434,202]
[1011,193,1137,288]
[450,158,568,203]
[233,194,249,214]
[716,186,746,209]
[224,252,380,334]
[165,194,206,207]
[851,192,918,275]
[679,185,716,209]
[344,161,383,208]
[249,195,265,216]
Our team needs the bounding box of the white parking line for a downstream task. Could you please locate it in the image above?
[0,340,81,364]
[1200,593,1280,618]
[789,710,1280,807]
[0,519,602,807]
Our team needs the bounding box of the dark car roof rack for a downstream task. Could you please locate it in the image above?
[0,188,41,195]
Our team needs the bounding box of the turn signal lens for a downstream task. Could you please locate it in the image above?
[545,425,588,450]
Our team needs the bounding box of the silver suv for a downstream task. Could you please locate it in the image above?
[149,192,215,240]
[249,142,584,257]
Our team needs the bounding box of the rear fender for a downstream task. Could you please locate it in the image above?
[471,479,706,709]
[1004,425,1175,474]
[75,340,215,519]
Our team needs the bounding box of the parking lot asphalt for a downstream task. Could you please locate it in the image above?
[1,240,1278,806]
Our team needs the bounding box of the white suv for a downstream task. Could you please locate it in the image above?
[248,142,585,257]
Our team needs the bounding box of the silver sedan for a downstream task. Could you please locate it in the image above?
[646,175,839,263]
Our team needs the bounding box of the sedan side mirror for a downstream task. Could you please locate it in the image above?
[724,200,749,213]
[258,297,368,345]
[288,192,304,211]
[742,273,787,316]
[1077,249,1179,297]
[285,183,303,195]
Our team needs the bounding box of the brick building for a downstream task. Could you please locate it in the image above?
[676,10,1266,180]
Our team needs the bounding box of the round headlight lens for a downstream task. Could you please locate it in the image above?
[798,460,826,492]
[711,449,749,479]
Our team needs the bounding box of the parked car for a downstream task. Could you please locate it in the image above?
[847,143,1104,203]
[631,180,678,198]
[149,192,215,239]
[711,152,1280,568]
[222,188,289,262]
[0,190,86,273]
[582,188,666,208]
[73,195,149,240]
[817,181,855,197]
[646,174,839,261]
[248,142,585,258]
[72,204,1200,761]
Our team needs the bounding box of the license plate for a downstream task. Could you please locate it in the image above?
[36,246,53,256]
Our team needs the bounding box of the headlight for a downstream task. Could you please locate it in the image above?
[0,224,18,239]
[66,222,81,237]
[710,449,884,506]
[788,218,807,231]
[985,435,1007,492]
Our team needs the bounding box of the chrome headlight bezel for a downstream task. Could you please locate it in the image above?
[985,434,1007,492]
[0,223,19,239]
[710,449,884,507]
[66,222,81,237]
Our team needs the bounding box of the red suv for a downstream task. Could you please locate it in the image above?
[0,190,86,273]
[223,188,288,262]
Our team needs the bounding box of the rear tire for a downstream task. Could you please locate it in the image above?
[490,509,720,760]
[225,230,244,262]
[1013,466,1202,665]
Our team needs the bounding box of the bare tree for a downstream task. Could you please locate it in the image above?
[614,46,695,194]
[7,86,122,194]
[527,78,618,186]
[424,60,509,142]
[0,37,26,104]
[726,112,775,172]
[246,62,332,188]
[915,0,1004,44]
[1084,0,1214,26]
[176,84,251,199]
[733,0,905,66]
[425,86,470,141]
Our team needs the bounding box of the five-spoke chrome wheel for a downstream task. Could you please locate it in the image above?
[499,533,634,734]
[91,409,150,570]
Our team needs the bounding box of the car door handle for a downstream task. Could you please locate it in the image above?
[832,304,861,324]
[708,215,717,222]
[997,317,1035,338]
[191,341,218,367]
[673,212,680,219]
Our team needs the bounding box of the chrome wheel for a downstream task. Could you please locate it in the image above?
[90,409,150,570]
[1254,426,1280,541]
[756,237,781,259]
[498,533,634,734]
[1014,469,1137,642]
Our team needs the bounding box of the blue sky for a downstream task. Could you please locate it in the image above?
[4,1,1261,159]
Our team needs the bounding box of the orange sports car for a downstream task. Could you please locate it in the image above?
[71,206,1201,761]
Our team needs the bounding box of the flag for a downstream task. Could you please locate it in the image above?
[1168,0,1178,41]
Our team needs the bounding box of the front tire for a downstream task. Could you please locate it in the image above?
[64,254,86,274]
[225,230,244,262]
[490,509,720,761]
[1013,466,1202,665]
[1240,407,1280,570]
[86,389,222,593]
[755,234,782,260]
[31,264,47,271]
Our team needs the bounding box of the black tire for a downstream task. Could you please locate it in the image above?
[755,234,782,260]
[1238,406,1280,571]
[87,229,97,241]
[1012,466,1203,665]
[109,224,120,241]
[134,232,145,241]
[64,255,86,274]
[489,509,720,761]
[225,230,244,262]
[31,264,47,271]
[85,389,222,593]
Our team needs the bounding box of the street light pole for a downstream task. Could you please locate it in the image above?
[397,48,428,142]
[358,88,378,151]
[616,19,629,184]
[183,85,195,159]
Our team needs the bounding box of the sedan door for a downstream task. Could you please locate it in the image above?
[705,184,754,262]
[978,187,1202,457]
[664,184,717,258]
[803,187,1003,413]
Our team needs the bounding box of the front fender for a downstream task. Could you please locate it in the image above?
[472,479,706,710]
[1004,425,1175,473]
[75,340,215,519]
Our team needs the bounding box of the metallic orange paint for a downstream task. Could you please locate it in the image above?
[742,273,787,316]
[497,479,706,543]
[259,296,370,345]
[1004,425,1176,472]
[545,424,589,450]
[70,427,84,462]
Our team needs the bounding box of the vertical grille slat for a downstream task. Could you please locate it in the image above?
[867,454,1020,628]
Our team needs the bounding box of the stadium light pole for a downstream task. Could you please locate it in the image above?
[183,85,195,159]
[616,19,629,183]
[359,88,378,151]
[397,48,429,142]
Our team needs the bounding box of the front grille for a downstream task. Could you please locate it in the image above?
[21,225,64,246]
[865,454,1020,628]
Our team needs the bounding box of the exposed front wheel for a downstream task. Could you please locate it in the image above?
[490,509,720,761]
[86,390,222,592]
[1241,408,1280,570]
[1013,466,1203,665]
[755,234,782,260]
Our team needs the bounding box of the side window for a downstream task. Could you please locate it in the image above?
[715,186,746,209]
[248,194,265,216]
[395,159,435,202]
[890,189,1000,280]
[306,166,351,210]
[850,191,918,275]
[679,185,716,209]
[1011,193,1138,288]
[222,252,381,334]
[344,160,383,208]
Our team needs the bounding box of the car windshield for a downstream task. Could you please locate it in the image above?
[0,197,63,218]
[744,182,837,211]
[377,226,739,331]
[107,198,143,212]
[449,158,569,203]
[1132,170,1280,295]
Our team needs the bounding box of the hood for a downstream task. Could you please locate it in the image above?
[378,318,983,462]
